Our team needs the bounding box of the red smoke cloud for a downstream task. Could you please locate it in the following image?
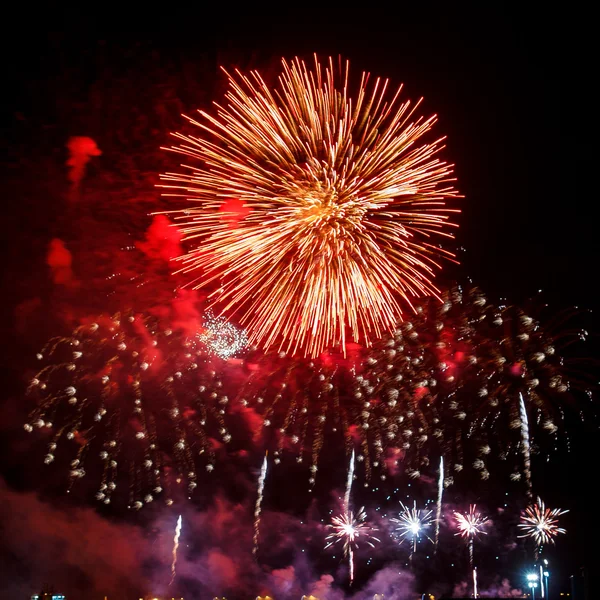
[136,214,183,263]
[0,479,146,598]
[46,239,75,287]
[170,288,202,336]
[66,136,102,200]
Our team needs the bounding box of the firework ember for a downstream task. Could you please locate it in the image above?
[162,55,459,357]
[25,312,233,507]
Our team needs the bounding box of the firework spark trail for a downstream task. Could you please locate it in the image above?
[169,515,182,586]
[435,455,444,552]
[344,449,356,581]
[454,505,488,578]
[344,449,355,514]
[519,392,533,500]
[252,452,268,558]
[161,55,460,358]
[473,567,478,599]
[469,536,474,571]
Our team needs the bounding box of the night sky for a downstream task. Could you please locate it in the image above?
[1,8,597,599]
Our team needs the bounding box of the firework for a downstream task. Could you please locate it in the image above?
[161,55,459,358]
[365,285,588,487]
[455,504,488,596]
[325,507,380,584]
[25,285,587,504]
[391,500,433,562]
[230,284,587,493]
[252,452,269,557]
[324,451,377,584]
[454,504,489,540]
[197,312,248,359]
[518,497,568,551]
[25,312,234,507]
[234,350,381,487]
[169,515,182,586]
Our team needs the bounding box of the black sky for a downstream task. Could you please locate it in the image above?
[3,8,594,307]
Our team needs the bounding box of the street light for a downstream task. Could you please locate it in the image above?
[527,573,539,600]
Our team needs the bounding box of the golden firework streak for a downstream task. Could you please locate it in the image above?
[160,55,460,357]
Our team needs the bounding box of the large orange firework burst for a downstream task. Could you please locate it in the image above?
[161,55,460,357]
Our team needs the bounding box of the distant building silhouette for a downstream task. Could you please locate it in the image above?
[571,565,589,600]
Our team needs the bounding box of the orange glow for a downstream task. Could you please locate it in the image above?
[161,55,460,357]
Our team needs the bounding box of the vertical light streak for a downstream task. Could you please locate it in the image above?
[345,449,355,582]
[519,392,533,500]
[435,455,444,552]
[253,452,268,558]
[344,449,355,514]
[169,515,182,586]
[469,535,474,571]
